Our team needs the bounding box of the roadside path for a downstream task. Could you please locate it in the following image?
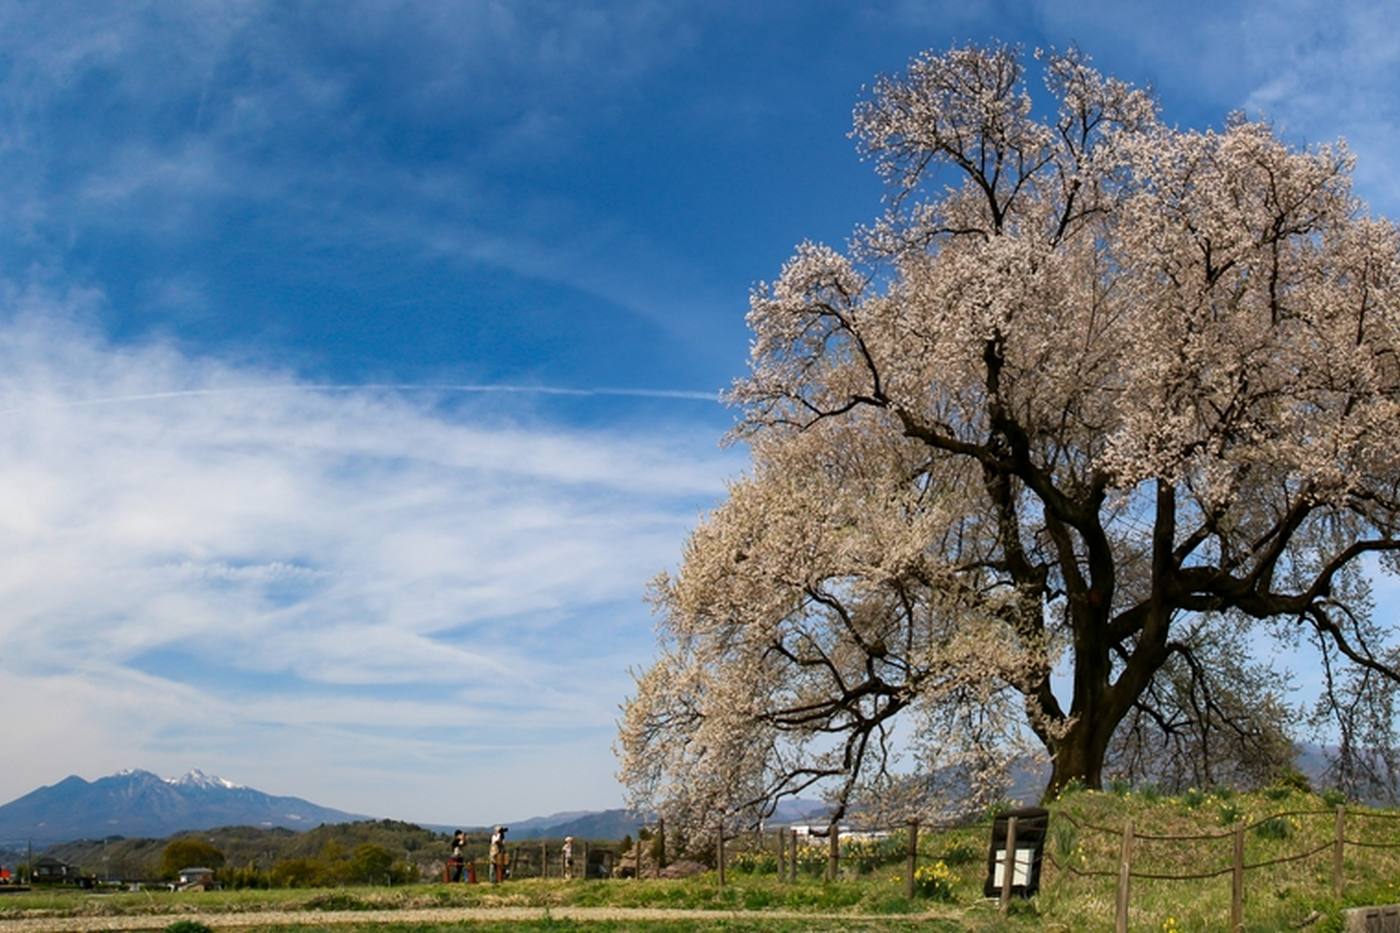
[0,906,964,931]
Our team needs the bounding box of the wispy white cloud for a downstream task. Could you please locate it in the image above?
[1235,1,1400,214]
[0,310,738,821]
[0,1,727,334]
[1030,0,1400,215]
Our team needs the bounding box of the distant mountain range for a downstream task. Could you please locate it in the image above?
[494,809,644,841]
[0,769,365,846]
[0,768,840,850]
[4,746,1377,851]
[491,797,831,840]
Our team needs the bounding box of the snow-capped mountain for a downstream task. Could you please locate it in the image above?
[0,769,365,845]
[167,768,244,791]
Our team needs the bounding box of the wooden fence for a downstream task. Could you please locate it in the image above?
[450,840,621,882]
[441,804,1400,928]
[707,818,958,903]
[1046,806,1400,932]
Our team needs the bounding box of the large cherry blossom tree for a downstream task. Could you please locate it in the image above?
[619,44,1400,827]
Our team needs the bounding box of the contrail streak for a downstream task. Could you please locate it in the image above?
[0,382,724,415]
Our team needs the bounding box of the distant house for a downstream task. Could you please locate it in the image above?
[787,825,890,843]
[176,866,216,890]
[32,857,73,882]
[787,824,848,839]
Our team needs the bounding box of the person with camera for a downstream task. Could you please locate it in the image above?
[447,830,466,882]
[489,826,508,883]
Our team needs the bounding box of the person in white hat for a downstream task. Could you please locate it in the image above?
[489,826,508,883]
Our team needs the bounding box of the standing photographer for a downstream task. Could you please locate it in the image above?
[447,830,466,883]
[489,826,508,883]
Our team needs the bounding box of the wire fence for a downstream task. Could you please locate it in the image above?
[433,803,1400,929]
[1047,805,1400,932]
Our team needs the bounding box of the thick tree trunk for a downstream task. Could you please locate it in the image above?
[1044,720,1113,798]
[1042,634,1164,799]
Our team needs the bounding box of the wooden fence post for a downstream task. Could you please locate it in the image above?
[582,841,589,881]
[1231,824,1244,932]
[657,818,666,878]
[828,820,840,881]
[1115,821,1133,933]
[905,819,919,900]
[776,827,785,881]
[1333,805,1345,899]
[790,829,798,882]
[1001,816,1019,916]
[717,826,726,887]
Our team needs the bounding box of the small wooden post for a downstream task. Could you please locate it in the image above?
[1001,816,1019,915]
[657,818,666,877]
[717,828,726,887]
[582,841,590,881]
[777,827,786,881]
[1231,824,1245,932]
[905,819,919,900]
[1115,821,1133,933]
[1333,805,1345,899]
[790,829,798,882]
[827,820,840,881]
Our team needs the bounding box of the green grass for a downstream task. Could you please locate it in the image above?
[3,789,1398,931]
[226,918,963,924]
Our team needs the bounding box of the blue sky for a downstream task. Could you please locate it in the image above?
[1,0,1398,826]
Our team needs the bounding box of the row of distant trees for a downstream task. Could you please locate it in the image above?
[160,835,417,887]
[38,819,441,885]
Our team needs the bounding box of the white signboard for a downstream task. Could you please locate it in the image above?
[991,846,1034,888]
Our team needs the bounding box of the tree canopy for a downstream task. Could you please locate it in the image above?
[159,837,225,878]
[618,43,1400,829]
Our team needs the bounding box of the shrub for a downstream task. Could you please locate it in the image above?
[1322,788,1348,808]
[304,891,373,911]
[983,800,1014,819]
[728,850,777,874]
[940,841,979,866]
[222,863,270,890]
[1253,817,1291,840]
[270,857,323,888]
[1052,824,1077,858]
[158,837,225,880]
[164,923,213,933]
[1273,768,1313,795]
[793,843,828,876]
[841,834,905,874]
[1055,777,1088,799]
[1181,788,1206,809]
[913,861,955,901]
